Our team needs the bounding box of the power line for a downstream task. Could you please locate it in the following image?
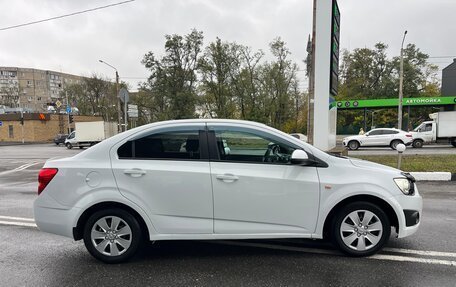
[428,56,456,59]
[0,0,135,31]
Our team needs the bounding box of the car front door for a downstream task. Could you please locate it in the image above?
[207,124,321,235]
[110,124,213,234]
[363,130,383,146]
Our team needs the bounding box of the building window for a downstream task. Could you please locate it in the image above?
[8,125,14,138]
[27,80,32,87]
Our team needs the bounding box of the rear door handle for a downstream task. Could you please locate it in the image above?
[123,168,146,178]
[216,174,239,182]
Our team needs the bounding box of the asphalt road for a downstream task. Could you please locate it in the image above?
[1,144,456,286]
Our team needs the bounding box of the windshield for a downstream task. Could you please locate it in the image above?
[413,124,424,132]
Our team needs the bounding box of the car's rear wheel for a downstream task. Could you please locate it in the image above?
[348,141,360,150]
[83,209,142,263]
[66,143,73,149]
[412,139,424,148]
[390,140,403,150]
[451,139,456,148]
[332,202,390,256]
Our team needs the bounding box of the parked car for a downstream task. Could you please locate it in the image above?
[290,133,308,142]
[342,128,413,150]
[53,134,68,145]
[34,119,422,263]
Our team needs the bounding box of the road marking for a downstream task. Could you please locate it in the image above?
[370,254,456,267]
[0,220,37,228]
[383,247,456,258]
[211,241,456,267]
[0,161,43,176]
[0,215,35,222]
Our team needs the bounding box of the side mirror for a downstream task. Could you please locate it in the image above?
[291,150,309,165]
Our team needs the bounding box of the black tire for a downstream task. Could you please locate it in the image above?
[451,139,456,148]
[332,202,390,257]
[79,146,84,149]
[412,139,424,148]
[83,208,142,264]
[66,142,73,149]
[390,140,402,150]
[348,140,360,150]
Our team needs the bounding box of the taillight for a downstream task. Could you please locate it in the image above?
[38,168,58,195]
[406,134,412,137]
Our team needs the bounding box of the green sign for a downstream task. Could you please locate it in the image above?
[330,0,340,96]
[335,96,456,109]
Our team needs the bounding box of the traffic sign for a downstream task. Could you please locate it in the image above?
[128,104,138,111]
[55,100,62,108]
[128,110,139,118]
[119,88,129,103]
[66,106,71,113]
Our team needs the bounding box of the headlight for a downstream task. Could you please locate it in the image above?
[394,178,412,195]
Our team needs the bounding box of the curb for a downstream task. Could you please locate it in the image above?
[409,172,455,182]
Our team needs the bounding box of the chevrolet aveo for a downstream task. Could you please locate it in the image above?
[34,119,422,263]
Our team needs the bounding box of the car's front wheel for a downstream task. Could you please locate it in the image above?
[412,139,424,148]
[83,209,142,263]
[348,141,360,150]
[65,143,72,149]
[332,202,390,256]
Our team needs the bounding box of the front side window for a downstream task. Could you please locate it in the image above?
[424,123,432,132]
[118,129,203,160]
[367,130,382,136]
[210,128,298,164]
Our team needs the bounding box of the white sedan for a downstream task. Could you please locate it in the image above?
[34,119,422,263]
[343,128,413,150]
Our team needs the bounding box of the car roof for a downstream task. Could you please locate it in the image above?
[370,128,401,131]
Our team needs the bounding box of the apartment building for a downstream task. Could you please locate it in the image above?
[0,67,83,112]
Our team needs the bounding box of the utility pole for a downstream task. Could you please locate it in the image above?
[99,60,122,133]
[398,30,407,130]
[66,92,71,134]
[20,107,24,144]
[116,70,121,132]
[306,0,317,145]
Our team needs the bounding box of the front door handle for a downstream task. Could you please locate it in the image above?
[216,174,239,182]
[123,168,146,178]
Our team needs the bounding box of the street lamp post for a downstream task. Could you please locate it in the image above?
[99,60,121,132]
[398,30,408,130]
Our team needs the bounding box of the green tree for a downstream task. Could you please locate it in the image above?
[61,74,117,121]
[142,29,204,120]
[198,38,238,118]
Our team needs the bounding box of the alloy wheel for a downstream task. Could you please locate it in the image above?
[339,210,383,251]
[91,216,132,256]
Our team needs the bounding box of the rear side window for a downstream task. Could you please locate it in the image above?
[118,129,204,160]
[382,130,399,135]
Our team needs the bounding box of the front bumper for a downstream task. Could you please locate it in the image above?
[393,184,423,238]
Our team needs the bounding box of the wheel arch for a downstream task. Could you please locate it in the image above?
[73,201,151,241]
[322,194,399,240]
[348,140,360,148]
[390,139,404,145]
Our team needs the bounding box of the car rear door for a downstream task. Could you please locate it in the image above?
[110,123,214,234]
[207,123,321,235]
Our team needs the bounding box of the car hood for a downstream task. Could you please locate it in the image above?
[349,157,399,173]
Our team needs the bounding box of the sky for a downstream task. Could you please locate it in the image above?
[1,0,455,91]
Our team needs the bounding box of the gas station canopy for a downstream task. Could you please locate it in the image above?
[335,96,456,109]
